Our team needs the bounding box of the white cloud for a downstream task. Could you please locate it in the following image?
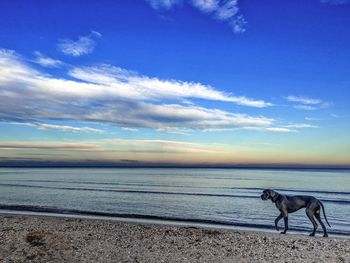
[69,65,271,107]
[286,95,322,105]
[265,127,294,133]
[57,31,101,57]
[9,121,105,133]
[122,127,139,132]
[33,51,63,67]
[286,95,330,111]
[215,0,238,20]
[0,48,276,133]
[283,123,317,129]
[90,30,102,37]
[239,123,317,133]
[191,0,218,12]
[147,0,246,33]
[32,122,105,133]
[202,126,296,133]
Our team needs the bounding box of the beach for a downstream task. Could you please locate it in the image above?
[0,214,349,263]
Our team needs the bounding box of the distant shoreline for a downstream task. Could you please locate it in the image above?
[1,165,350,169]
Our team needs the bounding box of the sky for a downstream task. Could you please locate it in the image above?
[0,0,349,167]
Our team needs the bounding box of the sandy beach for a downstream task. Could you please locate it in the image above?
[0,214,349,262]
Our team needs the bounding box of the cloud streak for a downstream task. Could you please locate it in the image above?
[147,0,247,33]
[33,51,63,68]
[0,141,101,151]
[113,138,220,153]
[0,139,227,157]
[69,65,271,107]
[286,95,330,110]
[286,95,322,105]
[27,122,105,133]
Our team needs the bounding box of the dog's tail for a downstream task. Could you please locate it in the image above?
[320,201,331,227]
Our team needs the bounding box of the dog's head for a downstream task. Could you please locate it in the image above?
[260,189,278,201]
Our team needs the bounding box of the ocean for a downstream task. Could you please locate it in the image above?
[0,168,349,236]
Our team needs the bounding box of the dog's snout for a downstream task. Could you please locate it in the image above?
[260,194,267,200]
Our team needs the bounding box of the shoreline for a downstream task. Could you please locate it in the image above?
[1,214,349,262]
[1,209,349,239]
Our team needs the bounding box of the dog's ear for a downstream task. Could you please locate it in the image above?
[264,189,271,198]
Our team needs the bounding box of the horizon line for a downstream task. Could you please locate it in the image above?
[1,161,349,170]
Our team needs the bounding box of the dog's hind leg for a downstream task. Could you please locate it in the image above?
[314,208,328,237]
[306,208,318,236]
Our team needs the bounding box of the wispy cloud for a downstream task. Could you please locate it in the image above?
[305,117,321,121]
[0,141,101,151]
[32,122,104,133]
[146,0,247,33]
[0,48,276,133]
[285,95,330,110]
[147,0,181,9]
[238,123,317,133]
[293,105,318,111]
[191,0,218,12]
[0,139,231,161]
[33,51,63,68]
[264,127,294,133]
[286,95,322,105]
[8,121,104,133]
[284,123,317,129]
[57,31,101,57]
[114,138,219,153]
[330,113,343,118]
[122,127,138,132]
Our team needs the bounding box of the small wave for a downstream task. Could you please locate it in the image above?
[3,180,350,196]
[0,183,349,205]
[229,187,350,196]
[0,183,258,199]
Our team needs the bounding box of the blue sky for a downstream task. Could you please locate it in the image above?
[0,0,349,166]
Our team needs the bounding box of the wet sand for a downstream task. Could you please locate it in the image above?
[0,214,349,262]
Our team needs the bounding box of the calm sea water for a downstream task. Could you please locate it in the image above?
[0,168,349,236]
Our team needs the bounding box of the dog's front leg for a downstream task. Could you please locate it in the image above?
[281,216,288,234]
[274,213,283,231]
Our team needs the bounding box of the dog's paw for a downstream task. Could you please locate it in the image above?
[280,231,286,234]
[323,234,328,238]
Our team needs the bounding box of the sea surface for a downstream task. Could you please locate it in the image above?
[0,168,349,236]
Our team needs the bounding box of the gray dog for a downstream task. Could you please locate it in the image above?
[260,189,331,237]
